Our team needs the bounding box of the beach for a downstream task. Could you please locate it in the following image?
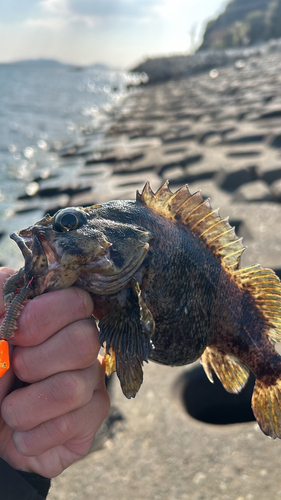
[2,47,281,499]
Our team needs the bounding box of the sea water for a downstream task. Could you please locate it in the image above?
[0,62,144,267]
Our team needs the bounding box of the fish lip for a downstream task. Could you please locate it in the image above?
[10,229,48,277]
[10,231,33,260]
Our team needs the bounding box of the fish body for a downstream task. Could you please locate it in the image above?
[88,200,215,365]
[2,182,281,438]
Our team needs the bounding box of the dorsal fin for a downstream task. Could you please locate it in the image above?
[137,181,281,347]
[137,181,245,271]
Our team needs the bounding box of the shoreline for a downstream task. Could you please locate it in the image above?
[3,46,281,271]
[132,38,281,84]
[3,49,281,273]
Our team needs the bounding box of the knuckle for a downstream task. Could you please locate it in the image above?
[12,348,32,382]
[13,431,28,455]
[74,321,99,364]
[20,302,38,339]
[1,396,22,431]
[72,288,93,318]
[50,414,75,440]
[55,372,86,407]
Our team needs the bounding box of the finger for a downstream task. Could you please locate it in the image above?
[1,362,100,432]
[12,318,101,383]
[0,267,15,317]
[13,376,110,457]
[9,286,94,347]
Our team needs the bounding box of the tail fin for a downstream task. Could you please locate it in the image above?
[252,379,281,439]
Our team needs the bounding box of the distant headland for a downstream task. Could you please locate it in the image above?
[0,58,111,71]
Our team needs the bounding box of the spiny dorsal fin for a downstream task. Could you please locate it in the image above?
[234,265,281,343]
[137,181,245,271]
[137,182,281,346]
[200,346,249,393]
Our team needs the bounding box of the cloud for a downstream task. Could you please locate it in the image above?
[67,0,164,19]
[26,16,68,30]
[26,0,95,28]
[25,0,190,34]
[32,0,165,28]
[40,0,68,14]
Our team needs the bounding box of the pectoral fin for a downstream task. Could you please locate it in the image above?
[99,279,155,398]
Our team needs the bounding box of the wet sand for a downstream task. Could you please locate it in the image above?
[4,49,281,499]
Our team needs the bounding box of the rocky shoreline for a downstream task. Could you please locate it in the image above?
[132,38,281,83]
[2,45,281,500]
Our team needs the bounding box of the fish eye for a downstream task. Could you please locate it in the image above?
[53,209,87,232]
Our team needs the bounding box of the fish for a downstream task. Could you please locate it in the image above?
[1,181,281,439]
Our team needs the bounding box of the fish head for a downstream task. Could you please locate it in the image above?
[10,203,152,297]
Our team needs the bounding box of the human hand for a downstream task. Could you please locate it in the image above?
[0,267,110,478]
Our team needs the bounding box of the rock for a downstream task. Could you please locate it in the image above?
[198,0,281,51]
[32,182,92,199]
[257,164,281,184]
[259,108,281,120]
[14,206,42,215]
[43,195,71,216]
[216,166,256,192]
[86,152,144,166]
[222,134,266,145]
[70,189,96,207]
[271,134,281,148]
[61,185,92,197]
[228,219,253,241]
[227,149,262,158]
[233,180,274,202]
[271,179,281,202]
[158,154,203,177]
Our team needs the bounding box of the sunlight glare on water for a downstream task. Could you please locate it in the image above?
[0,62,146,267]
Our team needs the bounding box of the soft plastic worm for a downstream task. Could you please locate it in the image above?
[0,282,32,339]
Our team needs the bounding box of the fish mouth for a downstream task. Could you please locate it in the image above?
[10,223,152,297]
[10,229,48,278]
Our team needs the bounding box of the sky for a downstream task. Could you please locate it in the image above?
[0,0,227,69]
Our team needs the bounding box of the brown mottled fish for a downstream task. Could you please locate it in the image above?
[1,182,281,439]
